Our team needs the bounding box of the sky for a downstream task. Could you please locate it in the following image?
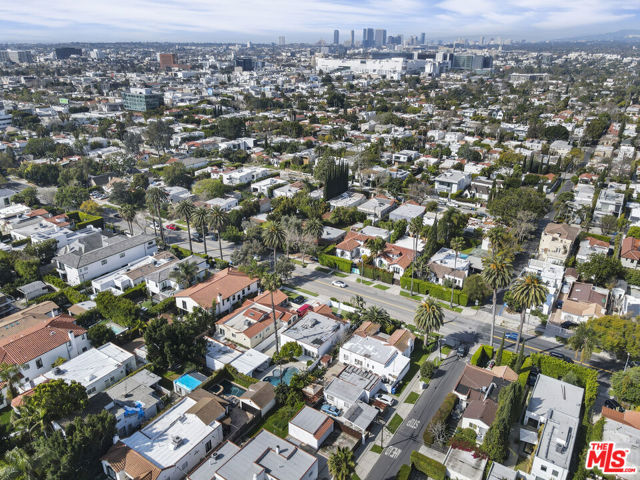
[0,0,638,43]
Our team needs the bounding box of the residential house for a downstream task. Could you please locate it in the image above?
[594,187,625,221]
[221,167,270,186]
[576,236,610,264]
[0,188,16,207]
[559,282,608,324]
[0,301,60,339]
[388,201,425,222]
[205,197,238,212]
[328,191,366,210]
[17,281,48,301]
[621,236,640,269]
[523,259,564,315]
[434,170,471,195]
[238,381,276,417]
[392,150,420,163]
[573,184,595,208]
[250,177,286,196]
[273,182,303,198]
[357,196,397,221]
[288,406,334,450]
[164,186,194,204]
[175,268,259,315]
[324,365,383,410]
[467,176,501,201]
[54,234,158,286]
[428,247,471,288]
[280,311,348,359]
[101,393,224,480]
[600,407,640,480]
[538,223,580,265]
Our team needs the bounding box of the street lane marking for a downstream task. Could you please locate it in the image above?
[385,446,401,459]
[406,419,420,429]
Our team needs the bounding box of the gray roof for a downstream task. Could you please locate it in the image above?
[527,374,584,420]
[0,188,16,197]
[289,406,330,434]
[325,377,364,405]
[105,370,162,416]
[486,462,518,480]
[215,429,317,480]
[341,400,378,431]
[337,365,380,393]
[17,280,47,295]
[188,442,241,480]
[281,312,342,348]
[536,408,579,470]
[54,234,155,269]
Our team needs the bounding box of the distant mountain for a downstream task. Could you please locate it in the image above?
[557,29,640,42]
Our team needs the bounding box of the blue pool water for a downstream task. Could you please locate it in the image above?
[264,367,300,386]
[106,322,127,335]
[219,379,246,397]
[175,373,203,392]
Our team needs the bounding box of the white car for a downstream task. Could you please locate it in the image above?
[375,393,396,407]
[332,280,347,288]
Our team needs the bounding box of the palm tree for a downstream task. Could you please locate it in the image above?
[409,216,423,295]
[304,217,324,242]
[449,237,465,308]
[146,187,167,243]
[208,206,228,260]
[568,323,597,363]
[486,226,506,254]
[192,207,210,256]
[262,221,285,268]
[119,204,136,236]
[0,363,20,401]
[511,273,549,347]
[328,446,355,480]
[481,253,513,348]
[414,298,444,345]
[361,305,392,331]
[175,200,195,253]
[0,447,43,480]
[170,261,199,288]
[261,272,283,379]
[365,236,386,269]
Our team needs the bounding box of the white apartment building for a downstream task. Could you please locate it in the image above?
[280,312,348,359]
[221,166,270,185]
[434,170,471,195]
[205,196,238,211]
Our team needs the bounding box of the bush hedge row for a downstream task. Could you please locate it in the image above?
[43,274,69,290]
[395,464,411,480]
[423,393,458,445]
[362,264,394,284]
[470,345,494,367]
[410,451,446,480]
[149,297,175,316]
[400,275,469,306]
[318,253,352,273]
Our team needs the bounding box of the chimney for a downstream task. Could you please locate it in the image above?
[562,384,566,401]
[112,435,120,445]
[276,445,280,454]
[68,330,79,356]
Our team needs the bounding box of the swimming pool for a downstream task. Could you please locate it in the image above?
[174,373,204,392]
[263,367,300,386]
[219,379,246,397]
[105,322,128,335]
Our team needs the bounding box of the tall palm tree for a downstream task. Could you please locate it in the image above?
[208,206,228,260]
[361,305,392,331]
[568,323,598,363]
[449,237,465,308]
[304,217,324,242]
[481,253,513,348]
[146,187,167,243]
[0,363,20,401]
[192,207,210,256]
[170,261,199,288]
[486,226,506,254]
[261,272,283,380]
[174,199,195,253]
[262,221,285,268]
[414,298,444,341]
[511,273,549,347]
[328,446,355,480]
[0,447,43,480]
[119,204,136,236]
[365,236,386,268]
[409,216,423,295]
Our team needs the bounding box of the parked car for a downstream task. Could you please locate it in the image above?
[504,332,518,341]
[375,393,396,407]
[556,300,564,308]
[191,233,203,242]
[292,295,305,304]
[296,304,312,315]
[331,280,347,288]
[549,351,572,362]
[165,224,177,230]
[527,367,539,387]
[456,344,469,358]
[604,399,624,412]
[321,404,340,417]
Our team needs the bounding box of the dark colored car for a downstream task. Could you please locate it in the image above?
[549,351,572,363]
[457,344,469,358]
[292,295,305,304]
[604,399,624,412]
[191,233,203,242]
[527,367,539,386]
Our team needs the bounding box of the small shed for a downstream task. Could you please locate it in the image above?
[17,281,49,301]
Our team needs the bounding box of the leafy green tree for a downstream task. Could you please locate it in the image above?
[145,119,173,153]
[611,367,640,406]
[576,254,622,287]
[0,447,44,480]
[10,187,38,207]
[482,253,513,347]
[488,187,549,225]
[511,274,548,346]
[328,446,355,480]
[23,239,58,265]
[0,363,20,402]
[162,162,192,188]
[587,315,640,360]
[568,323,598,363]
[169,260,199,288]
[54,186,89,210]
[420,360,436,380]
[463,274,491,304]
[174,200,195,253]
[14,259,39,283]
[23,138,56,158]
[87,323,116,347]
[208,206,228,260]
[29,379,87,420]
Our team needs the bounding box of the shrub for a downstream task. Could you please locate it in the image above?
[121,282,148,302]
[319,253,352,273]
[43,274,69,290]
[362,264,394,284]
[470,345,494,367]
[482,382,523,462]
[423,393,457,445]
[396,464,411,480]
[149,297,175,316]
[410,451,446,480]
[400,274,469,306]
[420,360,436,380]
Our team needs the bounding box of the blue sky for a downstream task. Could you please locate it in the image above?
[0,0,638,43]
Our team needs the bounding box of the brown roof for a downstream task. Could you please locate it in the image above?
[354,321,381,337]
[240,381,275,409]
[602,407,640,430]
[253,289,288,307]
[562,300,603,317]
[567,282,607,306]
[587,236,610,248]
[455,364,496,395]
[464,396,498,425]
[174,268,257,310]
[0,315,86,365]
[102,441,163,480]
[490,365,518,382]
[543,223,581,242]
[387,328,415,353]
[186,396,226,425]
[621,237,640,261]
[0,301,59,339]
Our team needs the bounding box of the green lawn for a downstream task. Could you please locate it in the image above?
[387,414,403,433]
[370,444,383,454]
[393,338,433,395]
[441,345,452,356]
[0,407,12,428]
[405,392,420,404]
[333,271,349,278]
[357,278,374,286]
[374,284,390,291]
[399,290,422,301]
[315,267,331,273]
[283,284,318,297]
[260,401,304,438]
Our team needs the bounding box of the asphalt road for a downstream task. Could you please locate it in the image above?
[366,356,467,480]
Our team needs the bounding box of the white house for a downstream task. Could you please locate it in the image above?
[280,311,348,359]
[54,234,158,286]
[388,201,425,222]
[102,394,224,480]
[250,177,286,196]
[434,170,471,195]
[222,166,270,185]
[205,197,239,212]
[164,186,194,204]
[594,187,625,221]
[288,406,334,450]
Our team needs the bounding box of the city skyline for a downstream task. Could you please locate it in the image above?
[0,0,638,43]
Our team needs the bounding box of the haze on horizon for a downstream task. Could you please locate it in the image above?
[0,0,639,44]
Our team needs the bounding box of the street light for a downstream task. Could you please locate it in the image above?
[625,352,630,371]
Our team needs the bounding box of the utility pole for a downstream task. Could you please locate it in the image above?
[625,352,630,371]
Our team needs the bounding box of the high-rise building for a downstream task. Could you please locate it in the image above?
[55,47,82,60]
[333,29,339,45]
[122,88,163,112]
[420,32,426,45]
[278,36,286,46]
[350,30,355,47]
[157,53,177,68]
[362,28,374,48]
[374,29,387,47]
[89,49,105,60]
[6,50,33,64]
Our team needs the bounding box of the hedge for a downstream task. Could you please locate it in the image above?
[224,365,259,388]
[149,297,175,316]
[43,275,69,290]
[11,238,30,247]
[410,451,446,480]
[362,264,394,284]
[68,211,104,230]
[400,275,469,306]
[470,345,494,367]
[121,282,148,302]
[319,253,353,273]
[396,465,411,480]
[423,393,458,445]
[530,353,598,425]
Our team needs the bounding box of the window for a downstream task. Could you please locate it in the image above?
[87,387,96,394]
[36,358,43,369]
[552,471,558,477]
[101,259,108,265]
[541,465,547,472]
[22,363,30,371]
[205,440,212,452]
[182,301,187,309]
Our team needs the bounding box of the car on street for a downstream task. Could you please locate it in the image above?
[456,344,469,358]
[191,233,203,242]
[332,280,347,288]
[374,393,396,407]
[504,332,518,341]
[165,224,178,230]
[296,304,312,315]
[549,351,572,362]
[292,295,305,304]
[321,404,340,417]
[604,398,624,412]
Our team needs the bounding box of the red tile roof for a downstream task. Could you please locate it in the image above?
[175,268,257,310]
